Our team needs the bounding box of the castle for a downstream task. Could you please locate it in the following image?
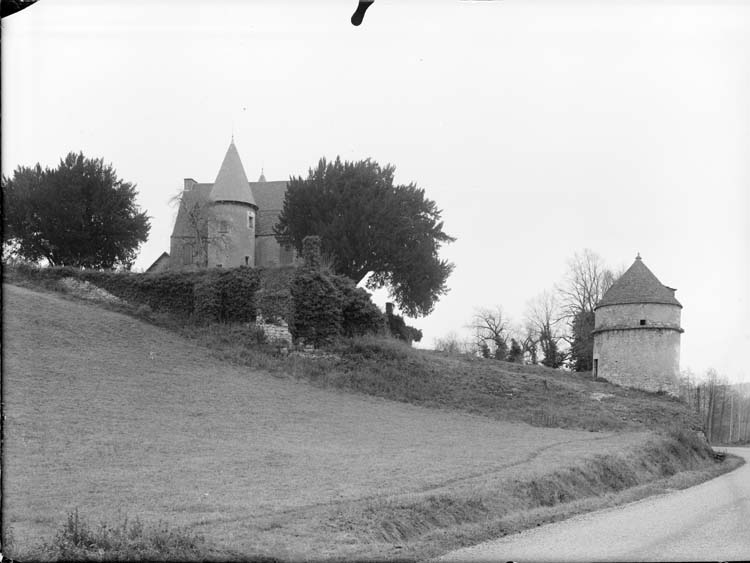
[149,139,295,272]
[592,254,683,395]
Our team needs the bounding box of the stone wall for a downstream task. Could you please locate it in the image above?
[256,319,293,345]
[207,202,256,268]
[595,302,681,330]
[593,327,680,395]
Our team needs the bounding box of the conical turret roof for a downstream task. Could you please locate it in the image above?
[597,254,682,308]
[209,140,256,206]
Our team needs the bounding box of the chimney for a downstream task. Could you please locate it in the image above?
[184,178,197,190]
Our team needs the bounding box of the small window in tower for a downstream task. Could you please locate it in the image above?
[219,220,229,233]
[640,319,646,326]
[183,245,193,265]
[245,256,249,266]
[248,213,254,229]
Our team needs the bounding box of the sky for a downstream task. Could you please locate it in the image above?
[3,0,749,383]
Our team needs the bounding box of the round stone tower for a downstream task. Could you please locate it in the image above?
[207,139,257,268]
[592,254,683,395]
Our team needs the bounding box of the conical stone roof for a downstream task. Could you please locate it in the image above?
[210,140,256,206]
[596,255,682,309]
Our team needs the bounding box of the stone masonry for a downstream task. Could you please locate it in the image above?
[592,255,683,395]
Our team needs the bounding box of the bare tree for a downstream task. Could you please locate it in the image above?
[433,331,473,356]
[468,307,511,360]
[170,190,233,268]
[556,249,622,371]
[557,249,619,318]
[525,291,566,368]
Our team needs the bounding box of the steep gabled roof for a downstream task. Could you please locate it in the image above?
[210,140,256,206]
[146,251,170,273]
[171,184,211,238]
[252,180,288,236]
[597,255,682,309]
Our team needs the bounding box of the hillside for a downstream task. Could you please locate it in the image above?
[2,283,733,561]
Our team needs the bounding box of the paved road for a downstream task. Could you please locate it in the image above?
[440,447,750,562]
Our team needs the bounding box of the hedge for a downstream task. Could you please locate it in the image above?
[257,289,291,324]
[216,268,260,323]
[290,269,343,347]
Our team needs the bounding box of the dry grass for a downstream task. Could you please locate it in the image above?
[2,283,730,561]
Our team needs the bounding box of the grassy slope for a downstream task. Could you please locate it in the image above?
[2,283,735,561]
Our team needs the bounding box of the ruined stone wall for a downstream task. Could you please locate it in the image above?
[593,328,681,394]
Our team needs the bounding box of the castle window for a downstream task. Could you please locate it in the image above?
[245,256,249,266]
[219,220,229,233]
[183,245,193,265]
[248,213,254,229]
[640,319,646,326]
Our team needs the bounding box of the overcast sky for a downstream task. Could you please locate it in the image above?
[3,0,749,383]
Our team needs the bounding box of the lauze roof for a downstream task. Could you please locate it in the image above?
[252,180,288,236]
[172,181,287,238]
[210,141,256,206]
[596,255,682,308]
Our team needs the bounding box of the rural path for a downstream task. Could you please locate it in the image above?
[439,446,750,562]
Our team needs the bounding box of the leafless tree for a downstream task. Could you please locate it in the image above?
[468,306,510,360]
[433,331,474,356]
[557,249,620,319]
[556,249,623,371]
[525,290,566,368]
[170,190,233,267]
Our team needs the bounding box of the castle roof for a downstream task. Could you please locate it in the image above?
[210,140,256,207]
[171,184,211,237]
[252,180,288,236]
[596,255,682,309]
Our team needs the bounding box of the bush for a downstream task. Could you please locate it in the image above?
[194,276,222,324]
[388,312,423,344]
[331,275,386,337]
[216,267,260,323]
[9,264,262,324]
[79,270,197,318]
[257,289,291,324]
[336,335,411,362]
[290,269,343,347]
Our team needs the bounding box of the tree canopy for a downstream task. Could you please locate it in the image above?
[274,157,455,317]
[2,152,150,269]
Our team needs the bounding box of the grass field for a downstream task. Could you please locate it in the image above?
[1,283,732,561]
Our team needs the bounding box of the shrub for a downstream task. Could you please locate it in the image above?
[216,267,260,323]
[331,275,385,337]
[194,275,222,324]
[78,270,197,318]
[385,304,422,344]
[290,269,343,347]
[336,335,411,362]
[258,265,296,293]
[257,289,291,324]
[10,265,263,324]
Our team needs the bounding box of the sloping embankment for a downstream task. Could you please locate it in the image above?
[2,280,738,561]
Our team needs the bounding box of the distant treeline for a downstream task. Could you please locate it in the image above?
[680,370,750,444]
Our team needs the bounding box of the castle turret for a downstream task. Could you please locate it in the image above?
[592,254,683,395]
[207,139,258,268]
